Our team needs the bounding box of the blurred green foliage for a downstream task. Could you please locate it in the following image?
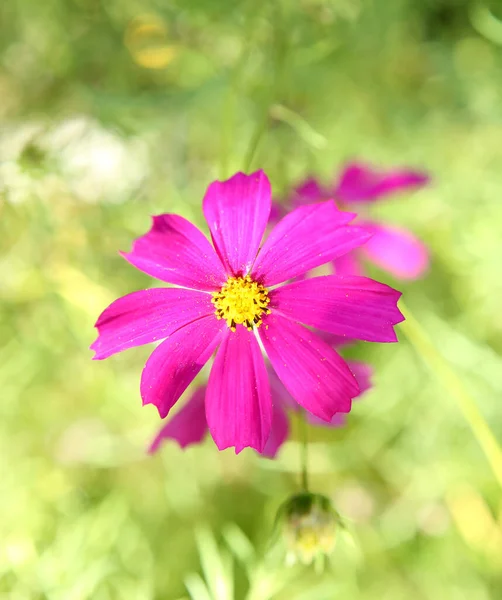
[2,0,502,598]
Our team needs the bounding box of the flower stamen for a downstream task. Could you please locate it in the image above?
[211,275,271,331]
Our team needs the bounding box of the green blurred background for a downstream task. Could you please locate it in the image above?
[2,0,502,597]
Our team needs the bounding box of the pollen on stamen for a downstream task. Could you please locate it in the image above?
[211,275,271,331]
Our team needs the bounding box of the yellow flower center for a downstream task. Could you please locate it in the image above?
[211,275,271,331]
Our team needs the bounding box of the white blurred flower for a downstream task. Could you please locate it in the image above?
[0,116,149,204]
[47,116,148,203]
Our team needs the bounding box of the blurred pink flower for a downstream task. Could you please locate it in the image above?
[290,162,430,280]
[262,359,373,458]
[148,357,372,458]
[91,170,403,453]
[149,386,208,453]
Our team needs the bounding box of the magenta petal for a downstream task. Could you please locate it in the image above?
[205,326,272,453]
[148,386,208,453]
[305,360,373,434]
[267,363,297,411]
[292,177,328,206]
[261,402,290,459]
[141,316,224,418]
[203,171,271,276]
[306,411,347,428]
[347,360,373,394]
[121,214,226,291]
[91,288,214,360]
[270,275,404,343]
[361,222,430,280]
[315,330,355,348]
[335,162,430,204]
[252,202,369,286]
[333,251,364,277]
[269,200,287,225]
[259,314,359,421]
[304,360,372,429]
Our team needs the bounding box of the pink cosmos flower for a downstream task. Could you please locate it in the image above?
[291,162,430,280]
[148,357,373,458]
[91,170,404,453]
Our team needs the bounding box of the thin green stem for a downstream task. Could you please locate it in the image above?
[242,2,289,173]
[219,89,235,180]
[400,300,502,490]
[242,113,269,173]
[220,20,261,180]
[299,413,309,492]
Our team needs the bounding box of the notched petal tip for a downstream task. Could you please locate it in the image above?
[235,441,264,455]
[205,328,272,454]
[142,394,168,418]
[140,316,223,420]
[89,346,102,361]
[385,287,406,329]
[270,275,404,344]
[208,438,263,454]
[395,297,406,322]
[91,288,215,360]
[208,170,271,194]
[335,162,431,204]
[260,315,358,422]
[334,395,354,417]
[89,336,107,360]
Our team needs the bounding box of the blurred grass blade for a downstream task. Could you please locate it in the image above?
[222,523,255,567]
[195,526,233,600]
[184,573,213,600]
[400,301,502,490]
[270,105,327,150]
[470,3,502,45]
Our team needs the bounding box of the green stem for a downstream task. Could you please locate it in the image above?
[220,20,261,180]
[243,112,269,173]
[219,88,234,180]
[299,413,309,492]
[242,2,288,173]
[400,300,502,490]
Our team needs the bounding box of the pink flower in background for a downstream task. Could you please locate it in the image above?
[262,359,373,458]
[291,162,430,280]
[149,386,208,453]
[91,170,403,453]
[148,357,372,457]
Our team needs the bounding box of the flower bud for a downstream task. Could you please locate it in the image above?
[275,492,341,567]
